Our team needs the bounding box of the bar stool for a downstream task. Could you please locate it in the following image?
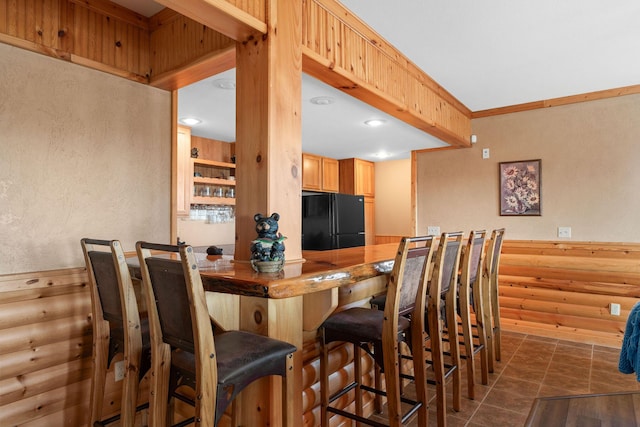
[320,236,436,427]
[484,228,506,367]
[457,230,489,400]
[136,242,297,427]
[81,238,151,427]
[370,232,464,426]
[427,231,464,426]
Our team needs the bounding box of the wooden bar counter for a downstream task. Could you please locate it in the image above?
[132,243,399,425]
[197,243,397,297]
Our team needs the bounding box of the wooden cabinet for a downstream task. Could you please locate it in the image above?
[302,153,322,191]
[339,158,376,244]
[338,158,375,197]
[321,157,339,192]
[176,125,194,217]
[364,197,375,246]
[302,153,339,192]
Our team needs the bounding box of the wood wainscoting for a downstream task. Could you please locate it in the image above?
[0,268,94,426]
[499,240,640,348]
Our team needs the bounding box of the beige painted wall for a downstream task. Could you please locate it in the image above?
[0,43,172,274]
[374,159,412,236]
[416,94,640,242]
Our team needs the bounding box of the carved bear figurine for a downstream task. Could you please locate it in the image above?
[250,212,286,262]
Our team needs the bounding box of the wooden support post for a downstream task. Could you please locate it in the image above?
[234,0,303,264]
[234,0,303,425]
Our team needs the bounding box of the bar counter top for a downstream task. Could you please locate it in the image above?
[196,243,398,298]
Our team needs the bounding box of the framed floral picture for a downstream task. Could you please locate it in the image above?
[499,159,541,216]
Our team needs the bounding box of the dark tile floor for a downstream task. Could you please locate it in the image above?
[378,331,639,426]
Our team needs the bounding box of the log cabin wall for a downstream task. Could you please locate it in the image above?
[499,240,640,348]
[0,269,92,426]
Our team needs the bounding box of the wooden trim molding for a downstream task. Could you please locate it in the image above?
[472,83,640,118]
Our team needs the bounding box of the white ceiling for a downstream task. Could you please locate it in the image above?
[113,0,640,161]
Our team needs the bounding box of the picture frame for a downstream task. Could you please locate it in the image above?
[499,159,541,216]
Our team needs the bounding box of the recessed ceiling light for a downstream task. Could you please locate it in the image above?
[372,151,391,159]
[180,117,202,126]
[310,96,335,105]
[212,79,236,90]
[365,119,386,127]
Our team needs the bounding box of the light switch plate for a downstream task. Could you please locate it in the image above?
[482,148,490,159]
[558,226,571,238]
[610,303,621,316]
[427,226,440,236]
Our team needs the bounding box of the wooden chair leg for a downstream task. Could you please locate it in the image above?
[481,284,495,373]
[447,303,461,412]
[374,358,383,413]
[121,357,141,427]
[432,335,447,427]
[354,345,363,423]
[472,292,489,385]
[148,344,172,427]
[89,321,109,427]
[319,331,330,427]
[491,282,502,361]
[282,353,295,427]
[412,331,429,427]
[459,300,476,400]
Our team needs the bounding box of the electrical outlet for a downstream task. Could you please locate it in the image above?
[114,360,125,382]
[610,303,621,316]
[427,226,440,236]
[558,226,571,238]
[482,148,490,159]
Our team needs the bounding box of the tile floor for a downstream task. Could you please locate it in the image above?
[375,331,638,426]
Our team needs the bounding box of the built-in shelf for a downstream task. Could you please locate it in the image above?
[192,158,236,206]
[193,177,236,186]
[192,196,236,205]
[193,158,236,169]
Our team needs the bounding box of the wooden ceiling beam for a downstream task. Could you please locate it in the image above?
[154,0,267,42]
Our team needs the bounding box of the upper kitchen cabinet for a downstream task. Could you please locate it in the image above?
[338,158,375,198]
[321,157,339,192]
[302,153,339,192]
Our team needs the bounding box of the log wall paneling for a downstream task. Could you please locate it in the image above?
[498,240,640,348]
[0,268,91,425]
[0,268,147,426]
[302,0,472,148]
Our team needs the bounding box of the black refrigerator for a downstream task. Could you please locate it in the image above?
[302,193,365,250]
